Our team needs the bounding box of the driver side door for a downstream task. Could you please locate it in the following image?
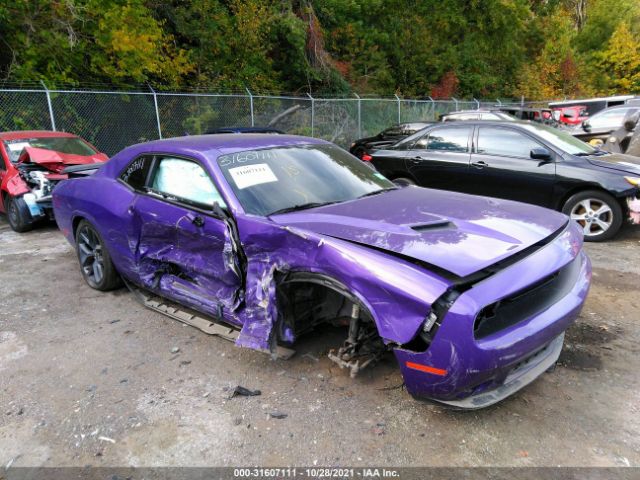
[130,155,242,318]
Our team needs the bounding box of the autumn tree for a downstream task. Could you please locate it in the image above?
[597,22,640,94]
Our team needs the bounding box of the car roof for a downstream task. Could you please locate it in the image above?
[436,120,532,127]
[444,110,499,115]
[206,126,285,134]
[0,130,78,140]
[116,133,329,161]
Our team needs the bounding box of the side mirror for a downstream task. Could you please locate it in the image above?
[582,120,591,132]
[530,147,552,161]
[623,112,639,132]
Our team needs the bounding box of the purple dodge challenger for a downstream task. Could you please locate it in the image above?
[53,134,591,408]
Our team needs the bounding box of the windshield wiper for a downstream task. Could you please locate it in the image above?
[575,149,608,157]
[268,200,341,216]
[357,187,399,199]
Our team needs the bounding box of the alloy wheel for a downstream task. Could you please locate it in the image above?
[77,226,105,285]
[570,198,613,237]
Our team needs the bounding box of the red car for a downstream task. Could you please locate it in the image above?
[0,131,108,232]
[553,105,589,126]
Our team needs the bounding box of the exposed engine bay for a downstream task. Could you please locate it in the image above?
[16,162,60,219]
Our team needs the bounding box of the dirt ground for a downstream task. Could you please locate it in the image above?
[0,217,639,468]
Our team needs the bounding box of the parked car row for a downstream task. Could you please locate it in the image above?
[1,108,638,409]
[48,132,591,409]
[0,125,605,409]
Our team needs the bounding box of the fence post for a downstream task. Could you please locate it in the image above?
[451,97,459,111]
[307,93,315,137]
[354,93,362,138]
[394,94,401,124]
[473,98,480,110]
[428,96,435,121]
[148,84,162,139]
[40,80,56,131]
[496,99,502,106]
[246,88,255,126]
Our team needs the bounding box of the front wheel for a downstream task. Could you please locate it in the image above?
[562,190,622,242]
[6,195,34,233]
[75,220,121,290]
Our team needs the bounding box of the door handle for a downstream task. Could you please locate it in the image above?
[127,206,135,215]
[471,160,488,169]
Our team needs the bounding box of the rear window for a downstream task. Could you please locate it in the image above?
[3,137,97,163]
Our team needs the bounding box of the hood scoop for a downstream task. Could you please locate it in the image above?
[410,221,453,232]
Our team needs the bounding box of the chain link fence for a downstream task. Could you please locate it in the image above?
[0,87,525,156]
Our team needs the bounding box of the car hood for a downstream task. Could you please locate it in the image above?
[586,153,640,175]
[18,146,108,173]
[271,187,568,278]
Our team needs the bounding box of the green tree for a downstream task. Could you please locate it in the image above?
[596,22,640,94]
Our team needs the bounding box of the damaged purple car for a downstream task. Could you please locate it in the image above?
[52,134,591,408]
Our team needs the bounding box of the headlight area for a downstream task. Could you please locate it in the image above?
[392,223,590,408]
[17,164,59,219]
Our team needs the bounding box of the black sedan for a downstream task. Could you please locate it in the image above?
[349,122,432,158]
[367,121,640,241]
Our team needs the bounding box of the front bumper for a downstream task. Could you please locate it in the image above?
[394,224,591,409]
[432,332,564,409]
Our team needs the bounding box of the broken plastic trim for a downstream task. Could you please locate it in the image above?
[124,278,295,360]
[213,201,248,305]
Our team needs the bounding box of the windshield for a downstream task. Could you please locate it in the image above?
[3,137,97,163]
[518,123,596,155]
[217,144,395,216]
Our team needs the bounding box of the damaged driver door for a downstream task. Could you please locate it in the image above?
[131,155,242,319]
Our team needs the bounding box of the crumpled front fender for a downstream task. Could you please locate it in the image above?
[232,216,452,351]
[5,173,30,197]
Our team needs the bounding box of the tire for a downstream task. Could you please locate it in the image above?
[6,195,34,233]
[562,190,623,242]
[75,220,121,291]
[392,177,416,187]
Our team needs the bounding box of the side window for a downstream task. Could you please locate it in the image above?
[477,127,542,158]
[411,132,430,150]
[120,155,154,190]
[424,127,471,152]
[150,157,227,209]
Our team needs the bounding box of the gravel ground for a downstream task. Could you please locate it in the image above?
[0,218,639,468]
